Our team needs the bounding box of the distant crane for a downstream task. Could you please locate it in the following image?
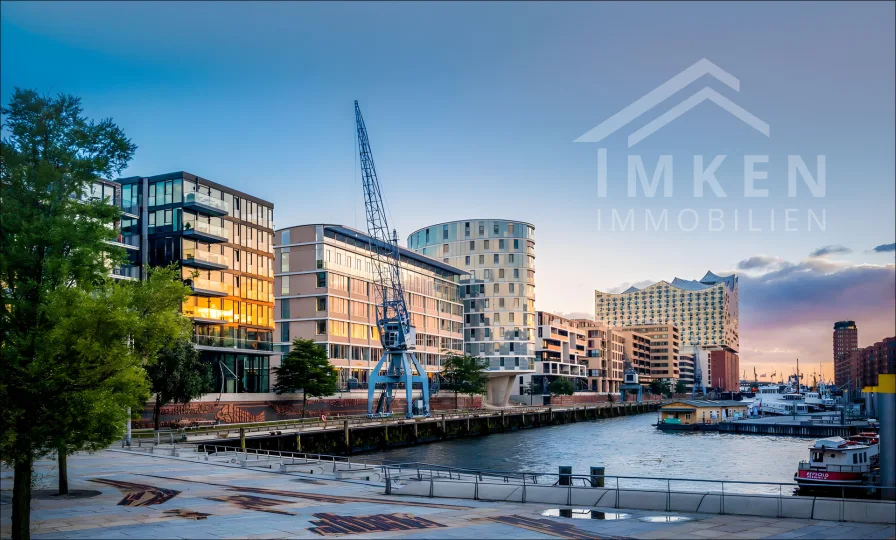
[355,101,430,419]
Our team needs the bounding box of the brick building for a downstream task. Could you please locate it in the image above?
[709,349,739,392]
[833,320,859,387]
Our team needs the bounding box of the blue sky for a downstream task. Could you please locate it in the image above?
[3,1,894,376]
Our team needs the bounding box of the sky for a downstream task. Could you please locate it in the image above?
[2,1,894,380]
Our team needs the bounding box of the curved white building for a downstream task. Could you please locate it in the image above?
[408,219,536,405]
[594,271,739,353]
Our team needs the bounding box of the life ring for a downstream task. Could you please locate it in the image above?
[320,415,327,422]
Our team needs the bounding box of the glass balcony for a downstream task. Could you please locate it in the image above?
[183,304,233,322]
[192,334,274,352]
[188,277,232,297]
[110,265,140,280]
[183,221,228,243]
[182,249,230,270]
[184,192,229,216]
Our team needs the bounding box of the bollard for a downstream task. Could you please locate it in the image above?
[344,420,351,455]
[590,466,605,487]
[239,427,246,450]
[559,465,572,486]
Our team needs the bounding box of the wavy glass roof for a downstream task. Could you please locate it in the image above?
[598,271,737,295]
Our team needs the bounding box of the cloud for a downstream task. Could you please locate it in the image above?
[873,243,895,253]
[737,255,791,271]
[557,311,594,320]
[809,244,852,258]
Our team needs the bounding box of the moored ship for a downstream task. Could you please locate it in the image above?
[795,436,879,487]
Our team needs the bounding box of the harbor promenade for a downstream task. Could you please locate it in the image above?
[1,449,894,539]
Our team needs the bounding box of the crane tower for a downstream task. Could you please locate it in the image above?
[355,101,431,419]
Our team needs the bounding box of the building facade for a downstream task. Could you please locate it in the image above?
[849,337,896,391]
[522,312,589,396]
[614,323,681,382]
[833,321,859,388]
[709,349,739,391]
[594,271,739,352]
[86,178,142,280]
[408,219,536,405]
[116,172,275,393]
[274,224,465,388]
[574,319,624,393]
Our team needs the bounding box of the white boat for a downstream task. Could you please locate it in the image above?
[755,385,810,415]
[795,436,878,486]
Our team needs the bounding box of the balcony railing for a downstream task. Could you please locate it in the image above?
[185,192,229,214]
[183,306,233,321]
[183,249,230,268]
[192,334,274,352]
[189,278,232,296]
[183,220,228,239]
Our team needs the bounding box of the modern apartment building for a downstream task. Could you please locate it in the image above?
[574,319,625,393]
[594,271,738,352]
[614,323,681,382]
[679,353,695,392]
[523,312,589,395]
[116,172,275,393]
[833,321,859,388]
[408,219,536,405]
[86,178,141,280]
[274,224,465,389]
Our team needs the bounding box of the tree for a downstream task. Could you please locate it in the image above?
[521,380,540,405]
[649,378,673,398]
[272,338,338,417]
[441,354,488,410]
[548,378,575,397]
[674,379,688,395]
[1,89,137,539]
[147,339,212,430]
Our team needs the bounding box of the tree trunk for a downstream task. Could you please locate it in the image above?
[302,390,307,419]
[153,397,161,431]
[12,455,33,540]
[57,450,68,495]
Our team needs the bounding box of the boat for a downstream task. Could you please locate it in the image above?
[755,385,810,415]
[804,381,837,411]
[794,436,879,486]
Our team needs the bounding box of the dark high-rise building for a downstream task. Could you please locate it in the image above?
[833,321,858,388]
[115,172,275,393]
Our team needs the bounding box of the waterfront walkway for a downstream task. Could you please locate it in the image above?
[1,450,893,539]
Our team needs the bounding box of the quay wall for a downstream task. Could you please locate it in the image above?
[207,402,662,456]
[719,421,862,438]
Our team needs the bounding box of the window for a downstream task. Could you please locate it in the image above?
[281,276,289,295]
[508,223,514,234]
[514,239,519,249]
[493,283,499,293]
[425,229,430,242]
[514,269,519,279]
[499,269,505,278]
[281,230,291,244]
[478,255,484,264]
[484,240,489,250]
[509,254,515,263]
[316,320,326,335]
[484,269,490,279]
[493,254,499,264]
[280,299,290,319]
[509,283,515,293]
[469,240,475,250]
[478,222,484,235]
[443,225,449,239]
[316,297,327,311]
[465,256,470,266]
[280,249,289,272]
[499,298,505,308]
[280,323,289,342]
[499,239,505,249]
[465,222,470,237]
[494,223,499,234]
[316,272,327,288]
[442,244,448,254]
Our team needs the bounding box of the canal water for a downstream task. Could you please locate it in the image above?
[362,413,815,489]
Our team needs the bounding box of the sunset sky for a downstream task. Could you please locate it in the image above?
[3,1,894,380]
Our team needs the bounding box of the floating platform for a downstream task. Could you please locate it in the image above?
[718,414,873,438]
[654,422,720,432]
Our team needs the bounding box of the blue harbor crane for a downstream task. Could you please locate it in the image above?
[355,100,431,419]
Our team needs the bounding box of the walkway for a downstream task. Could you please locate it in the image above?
[1,451,893,539]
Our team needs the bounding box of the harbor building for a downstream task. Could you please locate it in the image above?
[659,400,749,426]
[274,224,465,389]
[116,172,275,393]
[521,312,589,396]
[594,271,738,389]
[614,323,681,382]
[849,336,896,391]
[408,219,536,405]
[834,320,859,389]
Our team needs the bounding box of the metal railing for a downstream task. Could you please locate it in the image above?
[183,249,230,267]
[185,192,229,214]
[190,278,232,295]
[380,462,896,521]
[192,334,274,351]
[183,220,228,238]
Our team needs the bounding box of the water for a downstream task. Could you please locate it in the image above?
[362,413,814,492]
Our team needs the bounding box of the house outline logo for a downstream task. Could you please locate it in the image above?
[575,58,770,148]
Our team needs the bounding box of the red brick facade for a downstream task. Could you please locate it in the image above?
[848,337,896,390]
[709,349,739,391]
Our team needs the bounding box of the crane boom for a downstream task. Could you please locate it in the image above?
[355,100,430,419]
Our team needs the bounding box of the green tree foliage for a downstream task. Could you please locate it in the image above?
[1,88,138,539]
[272,338,338,417]
[147,338,212,430]
[674,379,688,395]
[548,378,575,396]
[649,378,673,398]
[441,354,488,409]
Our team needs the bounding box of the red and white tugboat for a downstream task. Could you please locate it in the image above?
[795,436,879,487]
